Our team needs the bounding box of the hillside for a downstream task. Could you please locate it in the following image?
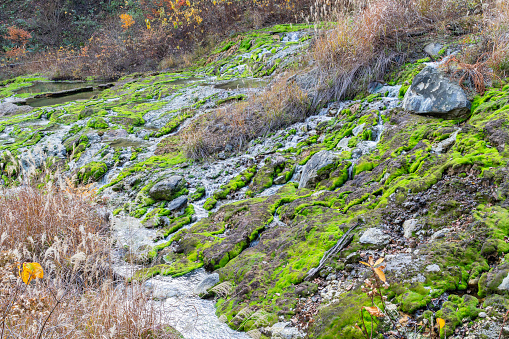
[1,0,509,338]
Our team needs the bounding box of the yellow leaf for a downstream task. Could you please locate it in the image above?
[359,261,371,267]
[374,267,386,282]
[437,318,445,330]
[374,257,384,267]
[363,306,384,317]
[19,262,43,284]
[368,256,374,266]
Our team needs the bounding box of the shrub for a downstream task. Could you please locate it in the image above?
[183,72,310,159]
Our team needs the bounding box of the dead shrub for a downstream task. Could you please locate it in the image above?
[183,73,310,159]
[311,0,476,102]
[0,184,175,338]
[486,0,509,78]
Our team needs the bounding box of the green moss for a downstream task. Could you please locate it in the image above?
[213,166,257,200]
[87,117,109,129]
[76,161,107,184]
[436,295,480,337]
[155,111,193,137]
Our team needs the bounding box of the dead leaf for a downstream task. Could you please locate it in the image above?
[374,257,384,266]
[18,262,43,284]
[363,306,385,318]
[437,318,445,330]
[374,267,386,282]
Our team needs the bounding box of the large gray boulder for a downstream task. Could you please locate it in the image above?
[298,150,339,189]
[402,65,471,119]
[149,175,185,200]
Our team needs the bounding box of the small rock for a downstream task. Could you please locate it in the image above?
[359,228,391,247]
[167,195,188,212]
[425,264,441,272]
[478,312,487,318]
[345,252,360,264]
[298,150,339,189]
[430,228,450,241]
[424,42,443,57]
[149,176,185,201]
[402,219,419,238]
[402,65,471,119]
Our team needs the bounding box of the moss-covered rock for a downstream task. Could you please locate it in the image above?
[76,161,107,183]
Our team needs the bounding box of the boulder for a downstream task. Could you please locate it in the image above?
[359,228,391,247]
[149,176,185,201]
[424,43,443,57]
[298,150,339,189]
[194,273,220,297]
[167,195,188,212]
[402,65,471,119]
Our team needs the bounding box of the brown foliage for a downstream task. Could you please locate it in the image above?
[183,73,310,159]
[0,184,174,338]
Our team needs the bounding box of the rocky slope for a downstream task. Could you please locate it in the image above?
[2,23,509,339]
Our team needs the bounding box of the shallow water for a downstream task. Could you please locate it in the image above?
[26,90,101,107]
[112,214,250,339]
[15,81,97,94]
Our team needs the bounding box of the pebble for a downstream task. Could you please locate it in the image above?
[478,312,487,318]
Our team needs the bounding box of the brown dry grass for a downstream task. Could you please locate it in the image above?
[486,0,509,78]
[311,0,476,102]
[0,184,176,338]
[183,73,310,159]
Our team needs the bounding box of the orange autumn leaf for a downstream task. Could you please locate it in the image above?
[437,318,446,330]
[374,257,384,267]
[374,267,386,282]
[18,262,44,284]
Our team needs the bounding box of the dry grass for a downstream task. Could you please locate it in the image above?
[0,184,177,338]
[311,0,475,102]
[486,0,509,78]
[183,73,310,159]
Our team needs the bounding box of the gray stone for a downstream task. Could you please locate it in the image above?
[424,43,443,57]
[298,150,339,189]
[430,228,450,241]
[478,311,487,318]
[498,272,509,291]
[167,195,188,212]
[194,273,220,297]
[359,228,391,246]
[345,252,360,264]
[149,176,185,200]
[402,65,471,119]
[402,219,419,238]
[0,102,32,116]
[270,322,303,339]
[425,264,441,272]
[352,123,366,136]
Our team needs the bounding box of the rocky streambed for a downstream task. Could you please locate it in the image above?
[2,24,509,339]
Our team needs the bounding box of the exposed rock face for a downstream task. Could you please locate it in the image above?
[149,176,185,200]
[402,65,471,119]
[298,150,339,189]
[0,101,32,116]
